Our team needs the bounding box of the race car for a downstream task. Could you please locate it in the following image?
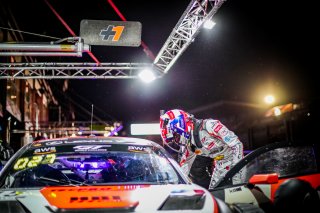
[0,136,262,213]
[210,141,320,212]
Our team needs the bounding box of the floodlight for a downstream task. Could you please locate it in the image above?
[138,68,156,83]
[203,19,216,29]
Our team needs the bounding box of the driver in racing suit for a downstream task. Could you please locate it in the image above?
[160,109,244,189]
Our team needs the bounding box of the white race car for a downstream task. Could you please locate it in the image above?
[0,136,261,213]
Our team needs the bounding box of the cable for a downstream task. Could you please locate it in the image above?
[90,104,94,136]
[0,26,61,40]
[44,0,100,65]
[106,0,155,60]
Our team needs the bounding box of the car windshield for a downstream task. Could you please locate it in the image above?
[3,143,183,188]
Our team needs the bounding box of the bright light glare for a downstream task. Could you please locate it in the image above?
[274,107,281,116]
[138,69,156,83]
[264,95,275,104]
[203,19,216,29]
[131,123,160,135]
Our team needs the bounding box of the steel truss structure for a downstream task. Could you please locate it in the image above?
[0,0,226,79]
[0,62,153,79]
[153,0,226,73]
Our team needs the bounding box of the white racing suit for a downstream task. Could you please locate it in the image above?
[179,118,244,189]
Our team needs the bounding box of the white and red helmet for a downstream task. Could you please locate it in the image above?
[160,109,193,146]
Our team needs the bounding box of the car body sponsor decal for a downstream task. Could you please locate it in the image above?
[229,187,242,193]
[128,146,148,153]
[45,140,116,146]
[34,147,56,154]
[45,141,64,146]
[73,145,110,152]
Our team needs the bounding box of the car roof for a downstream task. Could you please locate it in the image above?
[32,136,160,147]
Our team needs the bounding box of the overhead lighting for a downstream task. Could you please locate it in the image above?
[138,68,156,83]
[203,19,216,29]
[264,95,275,105]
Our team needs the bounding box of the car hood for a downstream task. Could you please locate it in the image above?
[0,184,216,213]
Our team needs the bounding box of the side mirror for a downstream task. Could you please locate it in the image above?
[249,173,279,184]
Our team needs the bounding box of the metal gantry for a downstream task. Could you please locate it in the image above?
[153,0,226,73]
[0,0,226,79]
[0,62,153,79]
[0,37,88,57]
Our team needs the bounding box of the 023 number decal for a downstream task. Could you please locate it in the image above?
[13,154,56,170]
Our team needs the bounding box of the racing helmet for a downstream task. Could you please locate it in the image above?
[160,109,193,146]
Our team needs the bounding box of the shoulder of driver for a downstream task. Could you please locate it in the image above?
[204,119,240,146]
[204,119,228,136]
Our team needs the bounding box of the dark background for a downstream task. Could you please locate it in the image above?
[1,0,319,131]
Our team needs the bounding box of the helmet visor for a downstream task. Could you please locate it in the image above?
[173,132,182,144]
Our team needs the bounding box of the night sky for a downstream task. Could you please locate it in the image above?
[2,0,319,127]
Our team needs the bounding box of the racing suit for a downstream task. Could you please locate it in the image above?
[179,118,244,189]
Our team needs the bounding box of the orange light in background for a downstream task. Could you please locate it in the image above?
[265,103,295,117]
